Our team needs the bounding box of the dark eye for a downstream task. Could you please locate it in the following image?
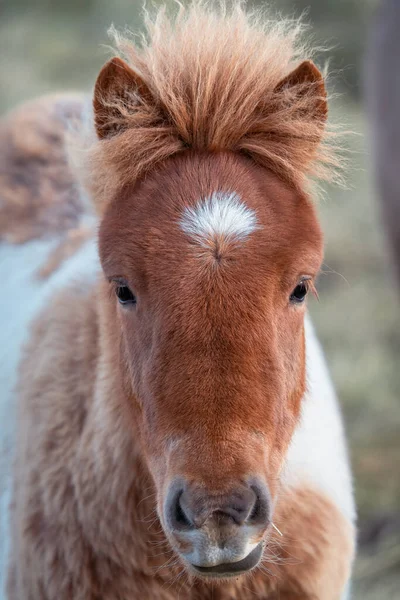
[116,285,136,306]
[290,281,308,304]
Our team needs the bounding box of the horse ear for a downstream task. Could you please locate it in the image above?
[275,60,328,123]
[93,56,153,139]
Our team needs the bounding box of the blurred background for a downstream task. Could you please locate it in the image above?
[0,0,399,597]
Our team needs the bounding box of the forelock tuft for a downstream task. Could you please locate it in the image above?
[76,1,344,210]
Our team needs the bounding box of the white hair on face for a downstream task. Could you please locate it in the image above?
[180,192,259,246]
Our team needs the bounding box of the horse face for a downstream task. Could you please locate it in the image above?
[98,152,323,579]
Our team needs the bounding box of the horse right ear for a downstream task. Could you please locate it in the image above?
[274,60,328,124]
[93,56,153,139]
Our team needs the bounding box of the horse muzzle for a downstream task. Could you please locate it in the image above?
[163,477,270,578]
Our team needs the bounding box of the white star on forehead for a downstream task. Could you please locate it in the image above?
[180,192,259,245]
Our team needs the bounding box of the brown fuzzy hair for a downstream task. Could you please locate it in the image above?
[73,1,341,211]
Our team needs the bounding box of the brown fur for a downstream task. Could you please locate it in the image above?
[7,151,353,598]
[8,277,354,599]
[0,94,85,243]
[7,2,354,598]
[97,152,322,498]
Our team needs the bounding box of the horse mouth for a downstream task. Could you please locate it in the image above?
[191,543,263,578]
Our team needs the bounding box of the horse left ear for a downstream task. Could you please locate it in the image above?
[93,56,153,139]
[275,60,328,124]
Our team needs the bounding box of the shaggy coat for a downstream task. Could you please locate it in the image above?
[1,3,355,599]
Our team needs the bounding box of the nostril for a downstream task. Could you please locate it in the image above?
[248,483,270,527]
[248,493,263,522]
[174,492,192,529]
[166,480,270,533]
[167,488,194,531]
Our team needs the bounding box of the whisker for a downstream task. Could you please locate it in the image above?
[151,548,174,558]
[148,538,170,547]
[151,554,179,575]
[164,565,186,590]
[320,263,351,287]
[257,563,276,578]
[271,522,283,537]
[137,490,157,509]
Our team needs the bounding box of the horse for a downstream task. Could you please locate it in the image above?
[0,2,356,598]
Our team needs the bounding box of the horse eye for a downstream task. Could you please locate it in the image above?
[116,285,136,306]
[290,281,308,304]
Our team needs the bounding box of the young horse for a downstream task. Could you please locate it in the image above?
[0,3,356,598]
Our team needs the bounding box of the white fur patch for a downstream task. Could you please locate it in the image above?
[180,192,259,245]
[283,317,356,525]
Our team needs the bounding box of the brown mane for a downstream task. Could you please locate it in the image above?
[76,1,341,211]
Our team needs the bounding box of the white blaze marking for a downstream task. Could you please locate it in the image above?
[180,192,259,245]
